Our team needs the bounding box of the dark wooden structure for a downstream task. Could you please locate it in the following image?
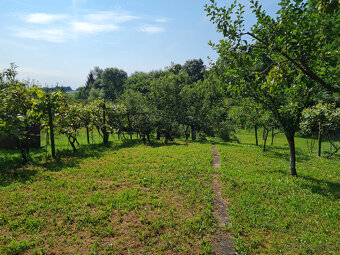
[0,125,41,150]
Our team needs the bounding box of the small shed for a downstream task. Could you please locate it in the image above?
[0,125,41,150]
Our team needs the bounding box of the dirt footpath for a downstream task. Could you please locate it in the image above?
[211,146,237,255]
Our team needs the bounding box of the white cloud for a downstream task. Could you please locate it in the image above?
[14,29,68,43]
[71,21,119,33]
[85,11,138,23]
[155,18,170,23]
[10,9,166,42]
[71,11,137,34]
[25,13,68,24]
[140,25,165,34]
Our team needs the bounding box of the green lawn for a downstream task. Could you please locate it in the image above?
[0,130,339,254]
[0,139,214,254]
[214,131,340,254]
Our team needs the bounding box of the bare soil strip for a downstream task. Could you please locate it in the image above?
[211,146,237,255]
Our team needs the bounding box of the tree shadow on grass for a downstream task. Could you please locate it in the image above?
[0,168,38,187]
[258,145,313,162]
[299,174,340,200]
[0,148,27,170]
[38,139,142,172]
[0,149,39,187]
[0,139,143,187]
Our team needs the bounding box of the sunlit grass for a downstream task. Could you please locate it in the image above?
[214,130,340,254]
[0,129,339,254]
[0,138,215,254]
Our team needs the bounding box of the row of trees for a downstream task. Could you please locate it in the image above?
[0,61,234,163]
[1,56,338,174]
[76,59,206,101]
[205,0,339,176]
[1,0,339,176]
[74,59,236,142]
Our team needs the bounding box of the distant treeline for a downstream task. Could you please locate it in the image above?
[41,86,73,92]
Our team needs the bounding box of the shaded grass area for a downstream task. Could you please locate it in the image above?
[0,138,215,254]
[213,132,340,255]
[0,129,105,172]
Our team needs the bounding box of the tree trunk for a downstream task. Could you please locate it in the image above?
[185,125,190,140]
[255,125,258,146]
[68,135,77,152]
[164,132,170,144]
[127,114,132,140]
[262,128,266,140]
[46,130,49,145]
[271,128,274,145]
[86,127,90,144]
[102,103,109,145]
[263,128,269,152]
[191,125,196,140]
[48,106,56,159]
[156,130,161,140]
[103,131,109,144]
[285,133,297,176]
[318,122,322,157]
[18,139,28,164]
[25,133,30,156]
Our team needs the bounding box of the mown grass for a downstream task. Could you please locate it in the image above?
[0,136,215,254]
[0,129,339,254]
[214,131,340,254]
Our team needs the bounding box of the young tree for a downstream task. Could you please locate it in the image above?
[180,80,215,140]
[57,103,82,152]
[118,89,155,140]
[149,73,188,143]
[90,99,110,144]
[230,98,265,146]
[204,0,330,175]
[105,104,127,140]
[300,103,340,157]
[0,84,44,163]
[37,91,65,159]
[79,105,93,144]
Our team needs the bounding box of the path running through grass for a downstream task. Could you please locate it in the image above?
[211,146,237,255]
[0,133,339,254]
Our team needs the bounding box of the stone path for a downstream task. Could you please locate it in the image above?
[211,146,237,255]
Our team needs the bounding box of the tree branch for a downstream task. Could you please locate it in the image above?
[243,32,340,93]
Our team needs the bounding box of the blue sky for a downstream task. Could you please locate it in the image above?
[0,0,280,89]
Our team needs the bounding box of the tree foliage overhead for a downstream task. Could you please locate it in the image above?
[205,0,339,93]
